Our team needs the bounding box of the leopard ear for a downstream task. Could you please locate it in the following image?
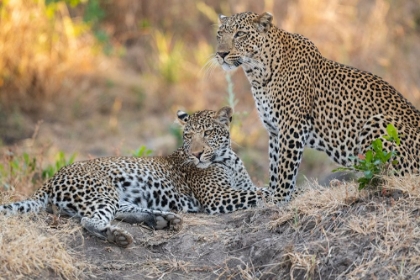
[176,110,190,127]
[215,106,233,127]
[218,14,228,26]
[253,12,273,33]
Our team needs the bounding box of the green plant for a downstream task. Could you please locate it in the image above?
[46,0,113,54]
[333,124,400,190]
[169,124,184,148]
[132,146,153,157]
[224,72,250,142]
[153,30,185,84]
[225,72,238,110]
[0,152,37,190]
[42,151,76,179]
[130,85,146,109]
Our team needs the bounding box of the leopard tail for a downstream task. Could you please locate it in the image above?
[0,184,50,215]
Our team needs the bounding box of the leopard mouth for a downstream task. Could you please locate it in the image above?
[195,160,212,169]
[196,162,210,169]
[221,61,242,71]
[216,56,242,71]
[193,154,216,169]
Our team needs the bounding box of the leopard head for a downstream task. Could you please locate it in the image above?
[177,107,233,168]
[215,12,273,71]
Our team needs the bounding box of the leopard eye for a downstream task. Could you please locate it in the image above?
[204,130,212,137]
[184,132,192,139]
[217,31,223,37]
[234,31,247,38]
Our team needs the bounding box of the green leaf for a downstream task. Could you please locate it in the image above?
[371,139,383,153]
[382,135,391,141]
[386,123,400,145]
[365,150,373,163]
[373,159,382,166]
[83,0,105,24]
[42,151,77,179]
[332,167,353,172]
[331,123,401,191]
[383,152,393,162]
[363,170,374,179]
[132,145,153,157]
[358,178,369,190]
[386,123,397,138]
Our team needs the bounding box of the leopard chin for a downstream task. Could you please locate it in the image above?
[190,153,217,169]
[216,56,240,71]
[194,160,212,169]
[221,62,238,71]
[195,162,211,169]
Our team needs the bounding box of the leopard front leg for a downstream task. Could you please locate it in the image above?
[201,188,270,214]
[271,119,310,202]
[115,202,183,231]
[80,201,134,248]
[81,216,133,248]
[268,132,280,190]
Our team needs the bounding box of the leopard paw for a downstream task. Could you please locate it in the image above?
[107,227,133,248]
[154,211,183,231]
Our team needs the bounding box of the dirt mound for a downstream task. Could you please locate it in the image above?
[1,176,420,279]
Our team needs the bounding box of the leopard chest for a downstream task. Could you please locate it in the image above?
[250,81,279,136]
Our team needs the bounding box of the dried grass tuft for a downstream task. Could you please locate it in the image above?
[215,257,258,280]
[269,175,420,279]
[284,249,318,280]
[136,257,193,279]
[0,213,88,279]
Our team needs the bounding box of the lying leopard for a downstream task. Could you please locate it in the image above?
[0,106,268,247]
[216,12,420,201]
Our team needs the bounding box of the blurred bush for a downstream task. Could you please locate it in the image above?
[4,0,420,111]
[0,0,98,113]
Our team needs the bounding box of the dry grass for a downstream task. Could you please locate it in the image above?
[267,175,420,279]
[0,128,50,196]
[98,255,207,279]
[284,250,318,280]
[0,145,89,279]
[0,212,87,280]
[215,257,259,280]
[137,257,193,279]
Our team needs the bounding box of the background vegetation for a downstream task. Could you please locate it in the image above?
[1,0,420,195]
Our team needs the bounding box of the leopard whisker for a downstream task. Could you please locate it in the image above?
[180,158,194,167]
[230,139,244,149]
[242,55,264,66]
[241,58,264,70]
[201,56,220,80]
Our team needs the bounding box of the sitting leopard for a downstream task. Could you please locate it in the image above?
[0,106,269,247]
[215,12,420,202]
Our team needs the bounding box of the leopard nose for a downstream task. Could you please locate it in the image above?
[192,151,203,160]
[217,51,229,59]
